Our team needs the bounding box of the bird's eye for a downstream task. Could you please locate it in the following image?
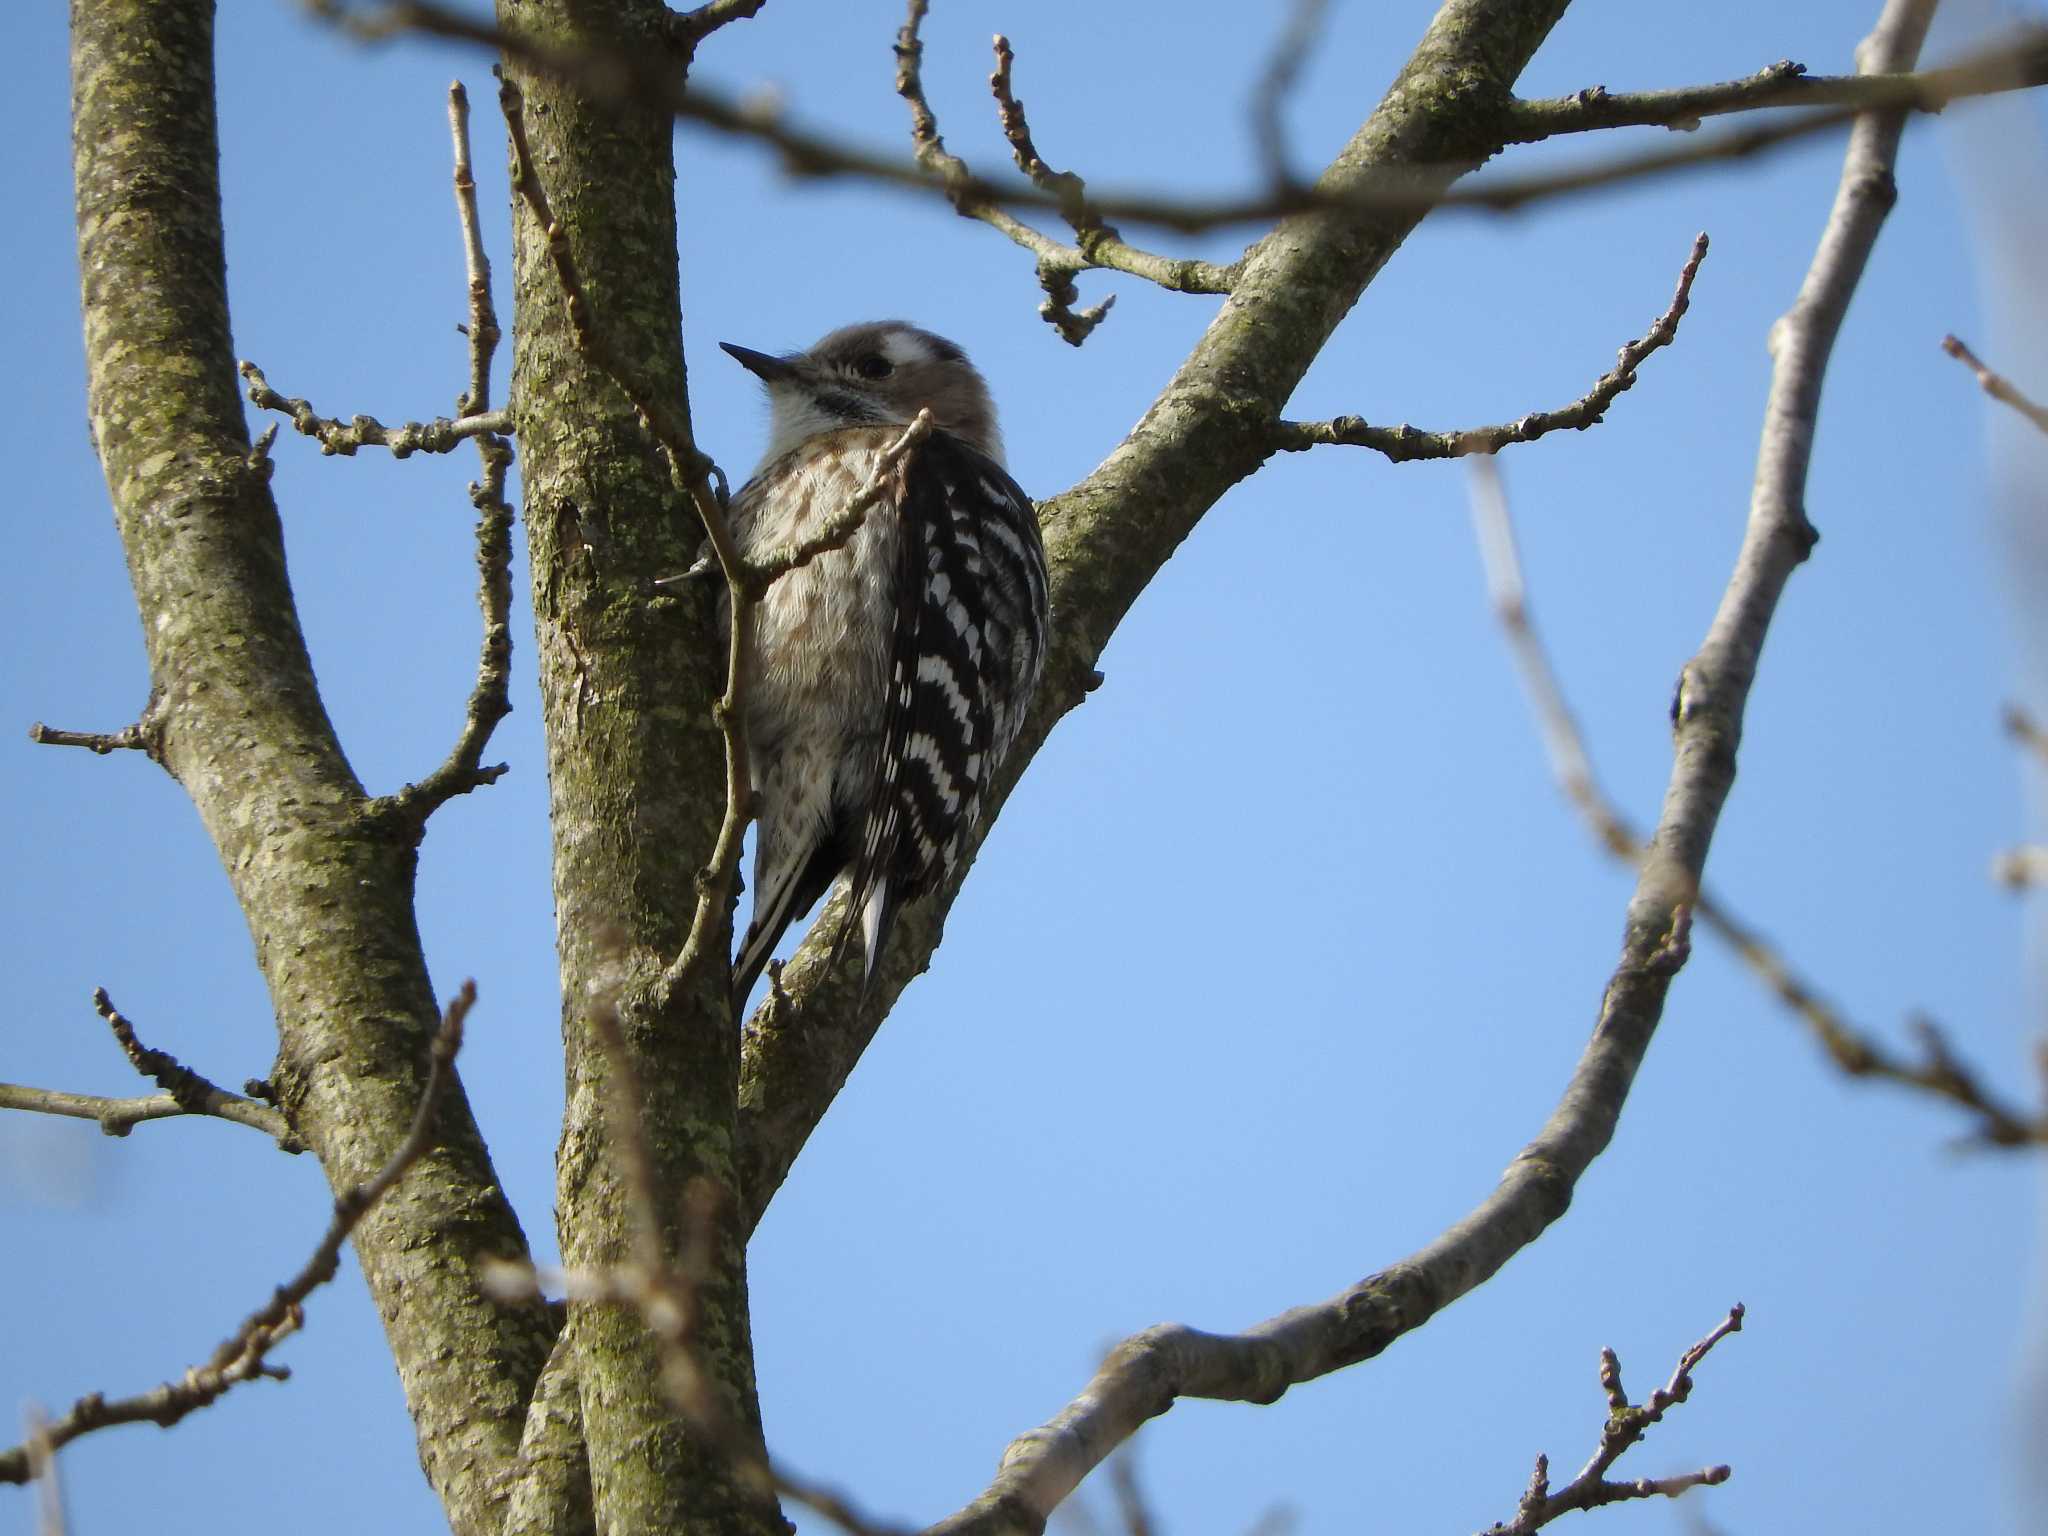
[855,354,894,380]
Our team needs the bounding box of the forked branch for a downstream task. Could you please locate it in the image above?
[895,0,1232,344]
[377,79,518,829]
[1481,1306,1742,1535]
[497,68,752,1007]
[1273,233,1708,462]
[238,361,512,457]
[923,5,1941,1530]
[0,982,476,1482]
[1471,460,2048,1149]
[1482,1310,1736,1536]
[0,988,299,1150]
[312,2,2048,227]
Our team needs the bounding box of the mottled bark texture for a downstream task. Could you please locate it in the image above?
[67,5,554,1535]
[68,0,1828,1527]
[495,1,776,1532]
[735,0,1579,1233]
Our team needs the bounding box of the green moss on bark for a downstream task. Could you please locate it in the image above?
[68,4,554,1534]
[497,2,777,1531]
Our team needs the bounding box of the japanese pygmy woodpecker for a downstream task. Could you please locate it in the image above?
[719,321,1049,1011]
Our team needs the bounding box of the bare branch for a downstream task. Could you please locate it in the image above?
[1709,923,2048,1148]
[652,413,939,601]
[238,359,513,457]
[24,1410,63,1536]
[982,30,1232,343]
[894,3,1228,343]
[0,981,475,1482]
[924,8,1941,1531]
[308,3,2048,228]
[0,987,301,1148]
[1481,1307,1742,1536]
[1943,333,2048,436]
[0,1080,297,1144]
[488,1250,910,1536]
[750,410,934,592]
[494,68,752,1012]
[1506,29,2048,140]
[448,78,502,418]
[1106,1452,1159,1536]
[1249,0,1329,186]
[666,0,770,53]
[1469,460,1637,862]
[1473,458,2048,1150]
[479,952,904,1536]
[376,81,518,828]
[27,713,163,763]
[1275,233,1708,462]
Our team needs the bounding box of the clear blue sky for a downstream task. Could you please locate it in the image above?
[4,2,2045,1532]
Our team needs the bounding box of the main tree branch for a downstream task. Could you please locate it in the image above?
[316,2,2048,228]
[912,2,1933,1528]
[0,984,474,1482]
[66,5,551,1531]
[490,4,775,1532]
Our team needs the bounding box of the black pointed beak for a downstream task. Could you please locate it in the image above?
[720,342,798,384]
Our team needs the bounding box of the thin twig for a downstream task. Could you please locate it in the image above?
[1505,34,2048,140]
[0,982,475,1483]
[1942,333,2048,436]
[377,80,518,828]
[484,1252,909,1536]
[1471,459,2048,1148]
[980,29,1232,342]
[308,2,2048,229]
[24,1410,63,1536]
[495,69,751,1009]
[1274,233,1708,462]
[0,987,301,1148]
[1107,1450,1159,1536]
[238,360,512,457]
[1250,0,1329,186]
[1470,460,1660,863]
[449,80,501,417]
[1480,1307,1743,1535]
[649,407,937,1001]
[922,9,1943,1532]
[485,982,910,1536]
[27,715,163,762]
[0,1081,297,1144]
[897,2,1223,344]
[986,35,1092,225]
[723,410,935,596]
[666,0,769,53]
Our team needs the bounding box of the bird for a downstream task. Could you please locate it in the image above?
[718,321,1049,1013]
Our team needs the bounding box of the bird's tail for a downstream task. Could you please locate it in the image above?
[732,843,834,1017]
[855,874,901,1006]
[817,870,899,1009]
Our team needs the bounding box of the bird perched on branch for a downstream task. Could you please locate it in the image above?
[720,321,1049,1013]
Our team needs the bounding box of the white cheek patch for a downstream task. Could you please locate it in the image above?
[761,388,845,465]
[878,330,931,370]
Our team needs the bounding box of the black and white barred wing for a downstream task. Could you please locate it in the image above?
[843,433,1049,983]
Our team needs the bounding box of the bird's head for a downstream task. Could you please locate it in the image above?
[721,321,1003,466]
